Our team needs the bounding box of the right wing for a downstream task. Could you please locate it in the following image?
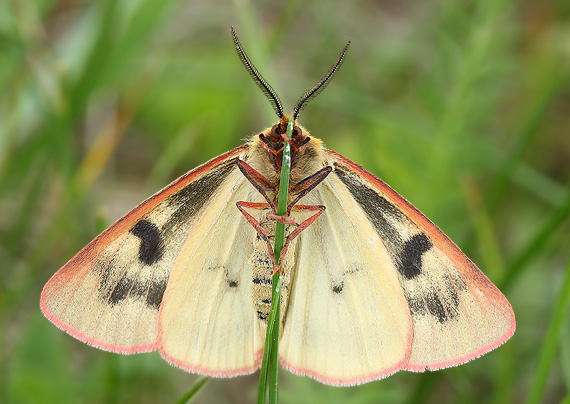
[279,171,412,386]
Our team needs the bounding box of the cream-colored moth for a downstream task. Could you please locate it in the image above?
[41,28,515,386]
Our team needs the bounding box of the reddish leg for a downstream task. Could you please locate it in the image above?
[267,212,297,225]
[272,204,326,274]
[281,134,297,152]
[236,160,278,214]
[287,166,332,213]
[269,167,332,223]
[236,157,331,275]
[236,201,278,268]
[236,202,326,275]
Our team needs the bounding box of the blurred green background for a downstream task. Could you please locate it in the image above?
[1,0,569,403]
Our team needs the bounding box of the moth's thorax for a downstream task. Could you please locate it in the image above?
[248,121,325,202]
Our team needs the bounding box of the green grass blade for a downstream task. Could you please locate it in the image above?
[175,377,209,404]
[257,115,293,404]
[502,184,570,290]
[486,70,566,211]
[525,252,570,404]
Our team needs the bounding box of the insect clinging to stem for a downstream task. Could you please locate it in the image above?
[41,27,515,386]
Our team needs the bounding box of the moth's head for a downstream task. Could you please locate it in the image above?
[270,115,303,141]
[258,114,311,154]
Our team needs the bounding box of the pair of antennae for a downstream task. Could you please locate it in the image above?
[231,27,349,121]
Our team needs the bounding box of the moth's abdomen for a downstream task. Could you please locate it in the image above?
[249,218,293,324]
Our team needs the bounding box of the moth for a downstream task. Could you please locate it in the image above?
[41,28,515,386]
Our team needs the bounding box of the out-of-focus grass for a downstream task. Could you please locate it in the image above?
[1,1,569,403]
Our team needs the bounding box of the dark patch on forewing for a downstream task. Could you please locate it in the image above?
[335,167,432,276]
[228,280,239,287]
[146,278,167,309]
[406,273,464,323]
[108,275,134,306]
[334,167,403,246]
[399,234,432,279]
[95,160,238,311]
[130,220,164,265]
[162,159,237,234]
[104,269,167,310]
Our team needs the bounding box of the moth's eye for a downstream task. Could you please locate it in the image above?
[292,126,302,138]
[271,124,281,137]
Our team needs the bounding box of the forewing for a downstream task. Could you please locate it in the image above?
[327,150,516,372]
[279,176,412,386]
[41,146,248,353]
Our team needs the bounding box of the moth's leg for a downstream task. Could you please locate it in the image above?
[259,134,282,156]
[287,166,332,212]
[273,204,326,275]
[279,133,310,151]
[236,201,278,269]
[266,214,297,225]
[236,159,278,213]
[267,166,332,224]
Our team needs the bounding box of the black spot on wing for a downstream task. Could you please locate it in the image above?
[93,252,167,309]
[398,234,432,279]
[336,167,435,281]
[332,281,344,294]
[130,220,164,265]
[228,280,239,288]
[425,293,447,323]
[104,271,167,310]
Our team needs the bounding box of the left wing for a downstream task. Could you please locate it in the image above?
[40,146,252,357]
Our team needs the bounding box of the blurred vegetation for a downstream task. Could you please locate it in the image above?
[1,0,569,403]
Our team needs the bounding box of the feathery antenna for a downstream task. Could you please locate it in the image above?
[293,41,350,120]
[231,27,284,119]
